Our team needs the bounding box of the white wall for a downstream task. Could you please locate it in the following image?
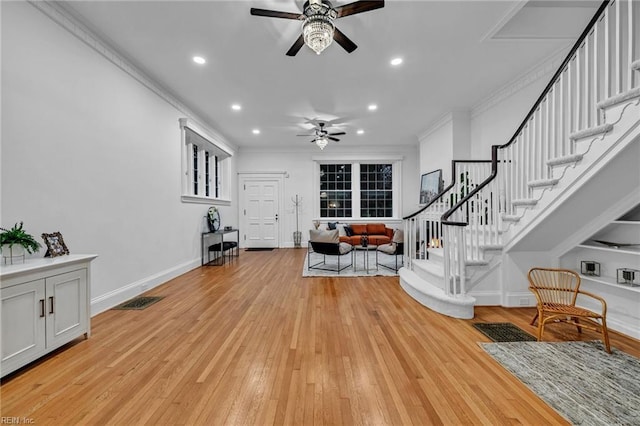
[419,119,454,184]
[1,2,238,314]
[470,71,552,159]
[237,144,419,246]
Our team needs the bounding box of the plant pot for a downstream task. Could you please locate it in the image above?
[2,244,25,264]
[293,231,302,248]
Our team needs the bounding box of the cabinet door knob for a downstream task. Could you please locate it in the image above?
[49,296,54,314]
[39,299,45,318]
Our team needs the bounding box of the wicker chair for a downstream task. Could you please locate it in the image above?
[528,267,611,353]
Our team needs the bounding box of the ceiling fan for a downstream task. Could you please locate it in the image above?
[250,0,385,56]
[298,122,346,149]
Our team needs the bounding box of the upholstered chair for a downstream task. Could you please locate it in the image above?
[308,229,353,273]
[376,229,404,272]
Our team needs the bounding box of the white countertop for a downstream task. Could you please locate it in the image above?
[0,254,98,279]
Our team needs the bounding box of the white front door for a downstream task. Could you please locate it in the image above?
[241,178,280,248]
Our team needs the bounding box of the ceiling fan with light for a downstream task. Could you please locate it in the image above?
[250,0,384,56]
[298,122,346,149]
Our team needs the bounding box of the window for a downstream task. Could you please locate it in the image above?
[320,164,352,218]
[360,164,393,218]
[317,160,401,219]
[180,118,233,204]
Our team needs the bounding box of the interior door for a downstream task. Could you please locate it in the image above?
[242,179,280,248]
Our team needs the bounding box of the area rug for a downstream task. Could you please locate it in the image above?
[112,296,164,310]
[302,251,399,277]
[481,341,640,425]
[473,322,537,342]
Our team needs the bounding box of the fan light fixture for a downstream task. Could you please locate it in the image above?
[315,137,329,150]
[303,15,335,55]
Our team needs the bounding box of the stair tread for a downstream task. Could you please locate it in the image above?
[569,123,613,141]
[502,215,521,222]
[596,87,640,109]
[512,199,537,206]
[529,178,559,188]
[547,153,583,166]
[413,259,444,277]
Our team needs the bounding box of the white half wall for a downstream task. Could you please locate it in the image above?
[1,2,238,315]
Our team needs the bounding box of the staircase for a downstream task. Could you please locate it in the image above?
[401,0,640,319]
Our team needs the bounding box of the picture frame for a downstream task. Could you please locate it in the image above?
[42,232,70,257]
[419,169,444,204]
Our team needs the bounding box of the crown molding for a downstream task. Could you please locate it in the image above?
[471,46,568,118]
[417,112,453,142]
[27,0,236,151]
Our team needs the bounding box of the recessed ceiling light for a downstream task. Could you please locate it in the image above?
[368,104,378,111]
[252,129,260,135]
[193,56,206,65]
[390,57,403,66]
[231,104,242,111]
[357,129,364,135]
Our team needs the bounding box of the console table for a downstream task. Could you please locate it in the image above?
[201,229,239,266]
[1,254,97,377]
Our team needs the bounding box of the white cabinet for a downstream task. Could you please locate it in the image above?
[1,255,96,377]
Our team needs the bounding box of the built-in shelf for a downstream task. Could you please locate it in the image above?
[580,274,640,293]
[577,243,640,255]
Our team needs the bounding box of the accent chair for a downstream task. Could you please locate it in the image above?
[308,229,353,273]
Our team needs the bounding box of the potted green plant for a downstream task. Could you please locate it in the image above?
[1,222,42,263]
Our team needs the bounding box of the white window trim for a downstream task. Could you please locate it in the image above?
[313,156,403,221]
[180,118,233,205]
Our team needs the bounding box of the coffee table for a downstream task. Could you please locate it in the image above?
[353,244,378,273]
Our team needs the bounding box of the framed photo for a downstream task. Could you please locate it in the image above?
[42,232,70,257]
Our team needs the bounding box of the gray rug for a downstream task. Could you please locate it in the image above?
[481,341,640,425]
[302,250,399,277]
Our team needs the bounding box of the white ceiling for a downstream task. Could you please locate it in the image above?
[59,0,599,149]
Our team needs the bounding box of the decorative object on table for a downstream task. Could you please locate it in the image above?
[580,260,600,276]
[207,206,220,232]
[361,234,368,247]
[292,194,303,248]
[224,226,233,231]
[616,268,640,286]
[312,220,320,230]
[41,232,69,257]
[1,222,42,264]
[592,239,640,248]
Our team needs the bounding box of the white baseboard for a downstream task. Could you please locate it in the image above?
[503,292,537,307]
[469,291,502,306]
[606,317,640,341]
[90,257,201,316]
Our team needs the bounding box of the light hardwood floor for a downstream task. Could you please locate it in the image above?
[2,249,638,425]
